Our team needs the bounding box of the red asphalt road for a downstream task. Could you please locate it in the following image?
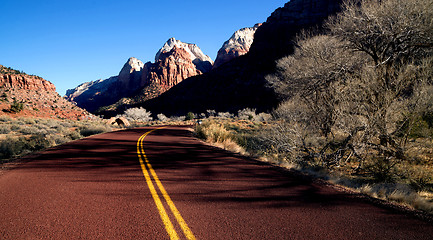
[1,126,432,239]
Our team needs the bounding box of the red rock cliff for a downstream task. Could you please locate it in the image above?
[0,74,56,92]
[144,46,201,91]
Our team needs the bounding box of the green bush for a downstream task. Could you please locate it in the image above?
[9,100,24,113]
[0,137,25,160]
[186,112,195,121]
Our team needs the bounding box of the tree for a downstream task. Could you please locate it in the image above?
[328,0,433,66]
[265,0,433,172]
[267,34,366,136]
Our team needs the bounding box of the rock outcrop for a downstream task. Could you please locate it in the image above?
[155,37,213,73]
[118,57,145,91]
[250,0,343,62]
[213,24,261,69]
[126,0,346,116]
[67,39,211,113]
[0,65,56,92]
[0,65,89,119]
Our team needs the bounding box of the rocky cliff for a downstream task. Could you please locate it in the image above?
[213,24,261,69]
[127,0,345,116]
[0,65,56,92]
[0,65,89,119]
[250,0,343,62]
[155,37,213,73]
[67,38,211,113]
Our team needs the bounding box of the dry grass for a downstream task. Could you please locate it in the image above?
[0,117,114,164]
[194,119,248,155]
[194,117,433,215]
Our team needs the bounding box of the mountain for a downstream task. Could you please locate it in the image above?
[121,0,344,116]
[0,65,89,119]
[66,38,212,114]
[213,23,261,69]
[155,37,213,73]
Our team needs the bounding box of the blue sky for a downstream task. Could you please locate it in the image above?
[1,0,287,95]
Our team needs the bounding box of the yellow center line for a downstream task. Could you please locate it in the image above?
[137,127,196,240]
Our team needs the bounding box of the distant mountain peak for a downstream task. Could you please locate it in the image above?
[155,38,213,73]
[213,24,261,69]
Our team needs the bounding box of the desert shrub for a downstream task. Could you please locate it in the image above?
[19,126,45,135]
[185,112,196,121]
[123,107,152,122]
[256,113,272,122]
[0,115,12,122]
[206,109,216,117]
[0,134,50,160]
[18,117,36,125]
[10,123,22,131]
[195,119,245,153]
[9,100,24,113]
[47,134,71,145]
[217,112,234,119]
[0,125,11,134]
[0,137,27,159]
[26,134,51,151]
[67,130,82,140]
[169,116,186,121]
[238,108,256,121]
[195,120,232,143]
[79,124,111,137]
[157,113,168,122]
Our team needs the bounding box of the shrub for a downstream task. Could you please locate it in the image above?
[9,100,24,113]
[27,134,51,151]
[0,137,26,159]
[217,112,234,119]
[206,109,216,117]
[238,108,256,121]
[185,112,195,121]
[169,116,186,121]
[157,113,168,122]
[0,115,12,122]
[19,126,45,135]
[195,119,245,154]
[68,131,82,140]
[0,125,11,134]
[79,124,111,137]
[47,134,71,146]
[123,107,152,122]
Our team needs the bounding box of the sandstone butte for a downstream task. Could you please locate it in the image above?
[0,65,89,120]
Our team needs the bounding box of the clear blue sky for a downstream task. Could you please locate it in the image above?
[1,0,287,95]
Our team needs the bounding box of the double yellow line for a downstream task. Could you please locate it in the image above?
[136,127,196,240]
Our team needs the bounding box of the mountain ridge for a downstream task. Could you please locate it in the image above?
[0,65,89,119]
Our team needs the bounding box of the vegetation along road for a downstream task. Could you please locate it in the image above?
[1,126,432,239]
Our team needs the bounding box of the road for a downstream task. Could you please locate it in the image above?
[1,126,432,239]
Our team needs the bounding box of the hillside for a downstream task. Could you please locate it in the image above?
[0,65,89,119]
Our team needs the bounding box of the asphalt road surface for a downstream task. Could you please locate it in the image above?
[1,126,432,239]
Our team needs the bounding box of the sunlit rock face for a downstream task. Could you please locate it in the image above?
[213,23,261,69]
[155,37,213,73]
[66,38,212,113]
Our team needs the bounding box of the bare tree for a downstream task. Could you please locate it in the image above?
[267,34,366,136]
[265,0,433,173]
[328,0,433,66]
